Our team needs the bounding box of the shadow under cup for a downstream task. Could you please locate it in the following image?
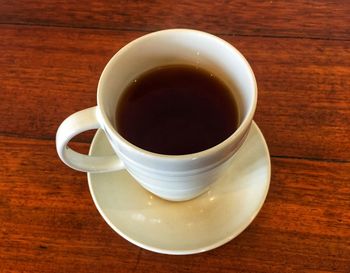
[97,29,257,201]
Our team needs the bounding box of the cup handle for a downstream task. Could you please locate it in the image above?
[56,106,124,173]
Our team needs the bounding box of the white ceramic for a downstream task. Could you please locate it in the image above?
[88,122,270,255]
[56,29,257,201]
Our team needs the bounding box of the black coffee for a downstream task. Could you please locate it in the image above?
[116,65,239,155]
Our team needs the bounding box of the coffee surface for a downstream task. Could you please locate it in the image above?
[116,65,238,155]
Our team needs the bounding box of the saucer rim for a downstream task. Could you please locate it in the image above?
[87,121,271,255]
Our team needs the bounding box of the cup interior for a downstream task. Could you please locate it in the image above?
[97,29,257,152]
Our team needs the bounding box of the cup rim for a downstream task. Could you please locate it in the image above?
[97,28,257,160]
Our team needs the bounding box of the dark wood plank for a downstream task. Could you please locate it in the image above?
[0,1,349,40]
[0,136,141,272]
[1,25,349,160]
[0,136,349,272]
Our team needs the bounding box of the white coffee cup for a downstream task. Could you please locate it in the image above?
[56,29,257,201]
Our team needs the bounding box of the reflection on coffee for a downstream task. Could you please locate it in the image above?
[116,65,239,155]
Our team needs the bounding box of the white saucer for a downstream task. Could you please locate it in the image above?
[87,122,270,255]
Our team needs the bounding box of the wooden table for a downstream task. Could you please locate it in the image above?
[1,1,349,272]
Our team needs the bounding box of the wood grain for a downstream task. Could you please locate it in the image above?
[1,25,349,161]
[0,136,141,272]
[0,136,349,272]
[0,0,349,40]
[1,1,349,272]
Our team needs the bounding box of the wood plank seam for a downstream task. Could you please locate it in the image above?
[0,22,349,42]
